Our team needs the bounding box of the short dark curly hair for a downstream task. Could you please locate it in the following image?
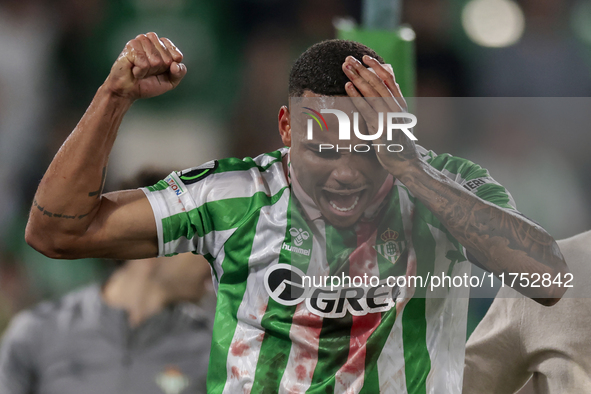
[289,39,385,97]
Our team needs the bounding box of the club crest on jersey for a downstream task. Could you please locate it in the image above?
[155,366,189,394]
[374,228,405,265]
[178,160,218,185]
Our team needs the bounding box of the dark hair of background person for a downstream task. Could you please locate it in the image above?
[288,39,385,97]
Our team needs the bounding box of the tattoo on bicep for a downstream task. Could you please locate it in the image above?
[88,166,107,198]
[33,199,92,220]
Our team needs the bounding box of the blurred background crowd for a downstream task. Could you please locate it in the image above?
[1,0,591,337]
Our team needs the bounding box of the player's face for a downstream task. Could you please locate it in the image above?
[285,92,389,228]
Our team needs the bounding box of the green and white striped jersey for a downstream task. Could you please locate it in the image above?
[141,146,517,394]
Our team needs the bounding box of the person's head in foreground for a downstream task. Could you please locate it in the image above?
[277,39,404,228]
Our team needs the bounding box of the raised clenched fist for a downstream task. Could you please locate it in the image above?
[104,32,187,100]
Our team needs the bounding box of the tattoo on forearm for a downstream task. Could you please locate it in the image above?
[33,199,92,220]
[88,167,106,198]
[32,167,105,220]
[409,172,560,275]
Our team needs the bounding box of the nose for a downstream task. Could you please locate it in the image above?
[330,156,361,186]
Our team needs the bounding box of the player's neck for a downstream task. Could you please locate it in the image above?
[101,259,170,328]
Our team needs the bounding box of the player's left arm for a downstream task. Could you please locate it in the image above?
[342,55,569,306]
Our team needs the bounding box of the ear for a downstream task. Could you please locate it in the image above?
[278,105,291,147]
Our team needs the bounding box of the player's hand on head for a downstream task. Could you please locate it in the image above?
[343,55,406,110]
[105,32,187,100]
[342,55,419,178]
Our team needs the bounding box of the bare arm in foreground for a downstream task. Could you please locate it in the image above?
[25,32,187,260]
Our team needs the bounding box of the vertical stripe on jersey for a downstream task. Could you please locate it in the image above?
[423,224,454,394]
[278,219,327,394]
[277,304,323,394]
[308,226,356,392]
[207,215,260,394]
[249,199,296,394]
[207,187,288,394]
[374,309,408,393]
[334,221,381,394]
[250,194,318,393]
[401,298,430,394]
[375,184,414,394]
[424,224,470,394]
[400,203,438,394]
[221,190,290,394]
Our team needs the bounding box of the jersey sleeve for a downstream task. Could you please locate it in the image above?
[141,150,288,257]
[463,286,532,393]
[421,148,518,211]
[0,311,40,393]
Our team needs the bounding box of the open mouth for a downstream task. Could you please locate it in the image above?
[329,195,359,212]
[323,188,366,215]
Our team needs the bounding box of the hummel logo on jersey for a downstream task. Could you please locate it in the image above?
[282,227,311,256]
[282,242,311,256]
[289,227,309,246]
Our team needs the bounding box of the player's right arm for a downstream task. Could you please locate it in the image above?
[25,32,187,260]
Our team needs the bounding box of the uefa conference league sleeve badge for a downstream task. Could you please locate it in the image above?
[178,160,218,185]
